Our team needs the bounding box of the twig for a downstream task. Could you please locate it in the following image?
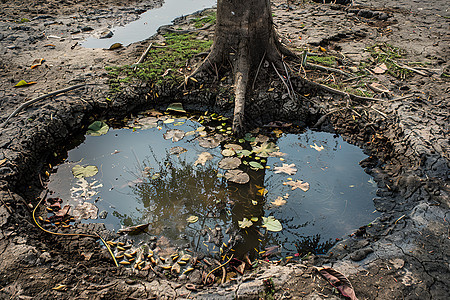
[272,62,293,100]
[221,266,226,284]
[392,61,429,76]
[341,74,367,83]
[252,52,266,90]
[134,42,153,66]
[0,84,85,128]
[204,254,233,285]
[306,62,354,77]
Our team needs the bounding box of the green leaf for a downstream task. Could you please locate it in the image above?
[166,102,186,113]
[249,161,264,170]
[86,121,109,136]
[250,217,258,222]
[262,216,283,232]
[72,165,98,178]
[238,218,253,228]
[244,133,255,142]
[236,149,252,157]
[252,142,279,157]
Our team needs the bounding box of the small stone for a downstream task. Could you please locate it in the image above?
[350,248,373,261]
[99,210,108,219]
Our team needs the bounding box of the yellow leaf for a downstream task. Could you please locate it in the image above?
[108,43,122,50]
[0,158,6,166]
[268,87,274,92]
[14,80,37,87]
[189,77,198,82]
[319,46,327,52]
[257,188,268,196]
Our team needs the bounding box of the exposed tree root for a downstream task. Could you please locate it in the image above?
[232,41,249,136]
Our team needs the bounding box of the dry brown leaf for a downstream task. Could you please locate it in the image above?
[274,163,297,175]
[194,152,213,166]
[372,63,388,74]
[310,143,324,152]
[317,267,358,300]
[271,196,286,206]
[284,180,310,192]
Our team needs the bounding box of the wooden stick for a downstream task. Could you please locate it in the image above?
[134,42,153,66]
[0,84,85,128]
[306,62,354,77]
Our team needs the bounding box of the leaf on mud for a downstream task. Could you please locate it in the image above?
[218,157,241,170]
[30,58,44,69]
[249,161,264,170]
[224,144,243,151]
[72,165,98,178]
[117,223,151,235]
[198,134,225,148]
[108,42,122,50]
[72,202,98,220]
[54,205,71,218]
[284,180,310,192]
[166,102,186,113]
[252,142,279,157]
[224,169,250,184]
[238,217,253,229]
[262,216,282,232]
[0,158,6,166]
[271,196,287,206]
[86,121,109,136]
[274,163,297,175]
[221,148,235,157]
[194,152,213,166]
[372,63,388,74]
[14,80,37,87]
[186,215,199,223]
[163,129,185,142]
[317,267,358,300]
[310,143,324,152]
[368,82,390,93]
[169,146,187,156]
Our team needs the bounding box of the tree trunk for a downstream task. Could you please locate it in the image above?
[195,0,286,136]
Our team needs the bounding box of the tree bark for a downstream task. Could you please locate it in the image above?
[194,0,286,136]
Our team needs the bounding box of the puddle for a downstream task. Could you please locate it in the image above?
[46,112,378,259]
[82,0,216,48]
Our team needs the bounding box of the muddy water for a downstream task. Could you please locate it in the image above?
[47,118,377,257]
[83,0,216,48]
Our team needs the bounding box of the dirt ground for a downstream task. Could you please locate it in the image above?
[0,0,448,299]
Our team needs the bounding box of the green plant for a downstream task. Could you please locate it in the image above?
[192,12,216,28]
[307,55,336,67]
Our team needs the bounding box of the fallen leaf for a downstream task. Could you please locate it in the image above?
[194,152,213,166]
[238,217,253,229]
[310,143,324,152]
[372,63,388,74]
[163,118,175,124]
[30,58,44,69]
[236,149,252,157]
[108,42,122,50]
[224,169,250,184]
[274,163,297,175]
[0,158,6,166]
[117,223,151,235]
[163,129,185,142]
[14,80,37,87]
[186,215,199,223]
[198,134,225,148]
[169,146,187,156]
[284,180,310,192]
[250,217,258,222]
[166,102,186,113]
[257,188,268,196]
[221,148,235,157]
[253,142,279,157]
[244,133,255,142]
[254,134,270,144]
[249,161,264,170]
[317,267,358,300]
[72,165,98,178]
[86,121,109,136]
[262,245,280,257]
[262,216,282,232]
[72,202,98,220]
[218,157,241,170]
[224,143,243,151]
[53,205,71,218]
[271,196,286,206]
[368,82,390,93]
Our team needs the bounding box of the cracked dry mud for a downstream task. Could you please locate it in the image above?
[0,0,448,299]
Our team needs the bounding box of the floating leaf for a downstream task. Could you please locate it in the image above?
[257,188,268,196]
[317,267,358,300]
[198,134,225,148]
[236,149,252,157]
[251,200,258,205]
[117,223,151,235]
[108,42,122,50]
[14,80,37,87]
[72,202,98,220]
[163,118,175,124]
[271,196,287,206]
[151,173,161,180]
[244,133,256,142]
[86,121,109,136]
[310,143,324,152]
[72,165,98,178]
[274,163,297,175]
[221,148,235,157]
[284,180,310,191]
[166,102,186,113]
[250,217,258,222]
[224,169,250,184]
[163,129,185,142]
[238,218,253,229]
[269,151,287,157]
[218,157,241,170]
[253,142,279,157]
[169,146,187,156]
[194,152,213,166]
[254,134,270,144]
[186,215,199,223]
[262,216,283,232]
[224,144,243,151]
[249,161,264,170]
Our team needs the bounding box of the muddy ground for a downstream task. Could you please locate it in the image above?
[0,0,449,299]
